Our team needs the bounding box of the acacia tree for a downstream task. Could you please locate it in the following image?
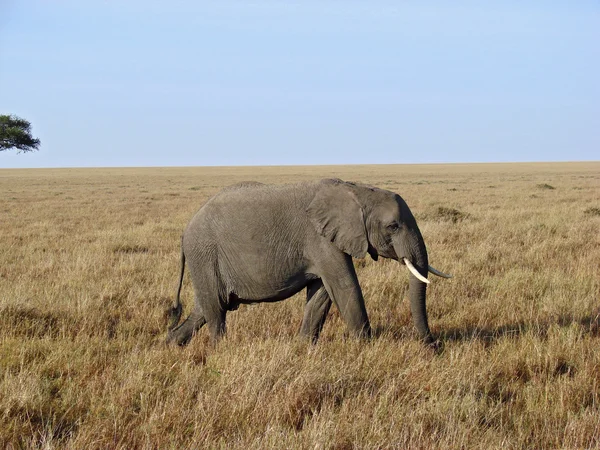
[0,114,41,153]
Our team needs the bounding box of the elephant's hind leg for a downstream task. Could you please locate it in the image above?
[300,280,332,343]
[172,258,227,346]
[206,308,227,345]
[166,299,207,346]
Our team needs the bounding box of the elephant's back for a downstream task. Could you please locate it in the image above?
[187,181,319,238]
[204,181,318,215]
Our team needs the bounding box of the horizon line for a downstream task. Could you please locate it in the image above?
[1,160,599,171]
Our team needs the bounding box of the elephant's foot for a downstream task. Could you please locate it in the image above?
[166,315,207,346]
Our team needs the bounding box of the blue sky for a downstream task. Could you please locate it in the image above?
[0,1,598,168]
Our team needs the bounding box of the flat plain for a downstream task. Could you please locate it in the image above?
[1,162,599,449]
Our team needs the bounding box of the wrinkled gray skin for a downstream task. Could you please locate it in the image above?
[167,178,434,346]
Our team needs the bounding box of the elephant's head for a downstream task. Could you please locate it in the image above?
[307,179,451,344]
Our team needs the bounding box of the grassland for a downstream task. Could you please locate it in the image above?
[1,162,599,449]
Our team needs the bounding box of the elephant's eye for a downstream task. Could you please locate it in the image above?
[387,222,400,231]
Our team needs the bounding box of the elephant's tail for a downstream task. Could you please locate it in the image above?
[168,235,185,330]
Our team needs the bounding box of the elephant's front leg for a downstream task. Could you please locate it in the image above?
[300,279,332,343]
[318,253,371,338]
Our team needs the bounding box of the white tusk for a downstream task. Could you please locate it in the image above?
[403,258,430,284]
[428,265,453,279]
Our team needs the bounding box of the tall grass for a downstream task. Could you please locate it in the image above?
[1,163,599,448]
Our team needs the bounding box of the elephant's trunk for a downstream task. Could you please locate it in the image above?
[395,232,434,344]
[408,269,433,344]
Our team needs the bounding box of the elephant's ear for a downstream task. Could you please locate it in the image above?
[307,180,368,258]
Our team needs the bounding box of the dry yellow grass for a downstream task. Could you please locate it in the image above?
[1,162,599,449]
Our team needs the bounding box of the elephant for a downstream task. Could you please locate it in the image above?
[166,178,451,346]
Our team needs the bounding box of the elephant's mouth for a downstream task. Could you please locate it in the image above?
[367,245,379,261]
